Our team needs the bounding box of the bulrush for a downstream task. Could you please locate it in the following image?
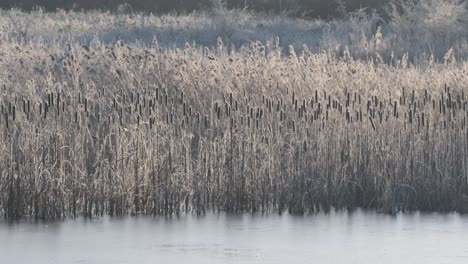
[0,36,467,220]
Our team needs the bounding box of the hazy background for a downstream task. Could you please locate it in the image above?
[1,0,386,18]
[0,0,466,59]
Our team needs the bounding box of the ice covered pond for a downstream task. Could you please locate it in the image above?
[1,210,468,264]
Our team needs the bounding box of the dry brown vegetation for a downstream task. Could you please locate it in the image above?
[0,33,468,219]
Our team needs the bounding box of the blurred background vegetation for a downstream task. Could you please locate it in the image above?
[0,0,386,18]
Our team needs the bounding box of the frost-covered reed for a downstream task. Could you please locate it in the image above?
[1,4,467,60]
[1,9,468,219]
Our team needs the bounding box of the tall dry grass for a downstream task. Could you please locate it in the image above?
[0,13,468,219]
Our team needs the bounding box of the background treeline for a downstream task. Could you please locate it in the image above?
[0,0,385,18]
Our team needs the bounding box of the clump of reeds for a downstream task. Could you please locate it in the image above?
[0,36,468,220]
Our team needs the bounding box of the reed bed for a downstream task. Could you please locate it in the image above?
[0,36,468,219]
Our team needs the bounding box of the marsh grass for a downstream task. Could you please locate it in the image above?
[0,30,468,219]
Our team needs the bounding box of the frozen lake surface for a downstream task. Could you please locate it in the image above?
[1,210,468,264]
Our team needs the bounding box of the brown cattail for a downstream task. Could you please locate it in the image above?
[369,116,376,131]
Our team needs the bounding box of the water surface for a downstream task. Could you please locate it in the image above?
[1,210,467,264]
